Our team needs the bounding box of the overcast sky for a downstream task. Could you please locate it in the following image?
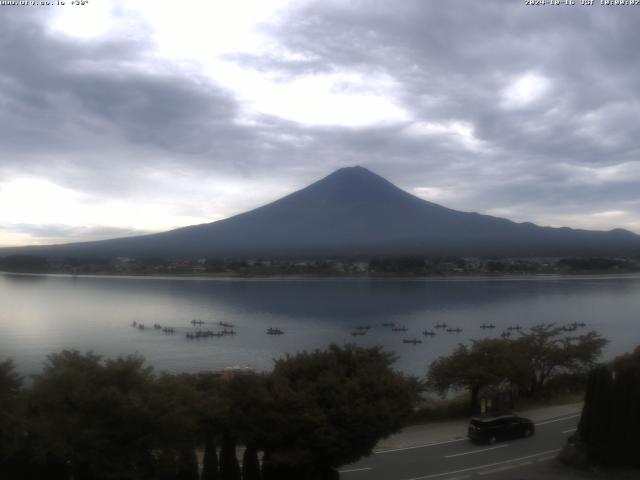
[1,0,639,246]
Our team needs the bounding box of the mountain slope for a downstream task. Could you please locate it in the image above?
[3,166,640,258]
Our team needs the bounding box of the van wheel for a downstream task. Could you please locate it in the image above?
[488,435,497,445]
[523,428,532,438]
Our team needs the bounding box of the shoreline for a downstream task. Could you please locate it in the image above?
[2,270,640,282]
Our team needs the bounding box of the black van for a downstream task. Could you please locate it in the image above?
[468,414,535,444]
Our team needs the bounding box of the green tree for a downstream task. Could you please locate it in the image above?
[27,351,159,479]
[510,324,607,397]
[219,430,241,480]
[0,359,25,475]
[201,431,219,480]
[242,444,261,480]
[261,344,418,479]
[576,346,640,467]
[176,446,199,480]
[427,338,513,414]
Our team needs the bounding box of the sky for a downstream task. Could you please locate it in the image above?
[1,0,639,247]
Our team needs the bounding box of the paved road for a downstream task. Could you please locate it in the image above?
[340,414,579,480]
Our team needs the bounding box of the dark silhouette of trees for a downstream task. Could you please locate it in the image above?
[0,359,25,476]
[26,351,159,479]
[2,345,418,480]
[1,254,49,273]
[427,339,512,413]
[201,431,219,480]
[260,344,418,479]
[510,324,607,397]
[219,431,241,480]
[241,445,261,480]
[575,346,640,467]
[427,324,608,412]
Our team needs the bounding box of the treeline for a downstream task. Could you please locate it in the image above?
[426,324,608,413]
[0,345,418,480]
[0,255,50,273]
[3,254,640,276]
[572,346,640,467]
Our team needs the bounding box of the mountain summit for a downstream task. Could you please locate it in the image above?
[4,167,640,258]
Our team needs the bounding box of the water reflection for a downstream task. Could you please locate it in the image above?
[1,273,639,376]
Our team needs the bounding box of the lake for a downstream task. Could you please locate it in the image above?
[1,272,639,377]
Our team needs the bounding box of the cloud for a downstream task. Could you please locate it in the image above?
[1,0,640,246]
[0,223,151,247]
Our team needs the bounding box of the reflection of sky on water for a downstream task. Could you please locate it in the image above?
[1,273,639,377]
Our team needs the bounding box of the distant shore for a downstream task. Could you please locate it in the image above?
[3,270,640,282]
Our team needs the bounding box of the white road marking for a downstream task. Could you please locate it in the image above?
[535,414,580,426]
[402,448,561,480]
[375,438,466,454]
[536,455,557,462]
[339,467,373,474]
[562,428,577,434]
[478,464,516,475]
[444,444,509,459]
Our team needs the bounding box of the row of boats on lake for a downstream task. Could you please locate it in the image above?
[131,319,589,345]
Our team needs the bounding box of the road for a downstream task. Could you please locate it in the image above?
[340,414,579,480]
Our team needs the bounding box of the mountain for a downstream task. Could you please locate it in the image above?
[3,166,640,258]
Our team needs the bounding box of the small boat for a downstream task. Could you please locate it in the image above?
[381,322,395,327]
[218,321,234,328]
[153,323,162,329]
[391,326,408,332]
[137,324,145,330]
[191,319,205,326]
[356,325,371,331]
[507,325,522,331]
[162,327,175,334]
[446,327,463,333]
[422,330,436,336]
[351,331,366,337]
[434,322,448,329]
[480,323,496,329]
[131,321,137,327]
[267,328,284,335]
[402,338,422,345]
[221,329,236,335]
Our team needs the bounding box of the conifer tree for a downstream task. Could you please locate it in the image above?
[202,432,219,480]
[219,431,241,480]
[241,444,261,480]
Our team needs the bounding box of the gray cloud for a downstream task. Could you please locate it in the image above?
[1,1,639,244]
[258,1,640,228]
[0,223,151,244]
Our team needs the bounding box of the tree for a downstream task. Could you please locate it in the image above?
[1,254,48,273]
[0,359,24,474]
[175,446,199,480]
[510,324,607,397]
[201,431,219,480]
[188,371,267,480]
[427,339,513,414]
[576,345,640,467]
[242,444,261,480]
[260,344,418,479]
[27,351,160,479]
[219,430,241,480]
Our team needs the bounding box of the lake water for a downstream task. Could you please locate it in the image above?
[1,272,639,377]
